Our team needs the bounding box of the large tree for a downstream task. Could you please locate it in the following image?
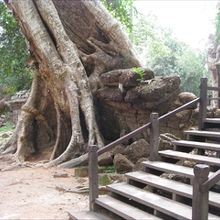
[1,0,141,167]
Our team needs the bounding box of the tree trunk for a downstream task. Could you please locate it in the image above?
[3,0,141,167]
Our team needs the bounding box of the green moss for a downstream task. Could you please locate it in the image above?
[98,174,111,186]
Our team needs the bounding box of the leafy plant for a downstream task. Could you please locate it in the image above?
[132,67,145,81]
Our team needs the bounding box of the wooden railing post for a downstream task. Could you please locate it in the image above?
[88,145,98,211]
[149,112,160,161]
[192,164,210,220]
[198,78,208,130]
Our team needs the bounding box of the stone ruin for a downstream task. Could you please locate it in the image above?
[95,69,199,173]
[0,90,30,128]
[0,70,201,172]
[96,69,198,141]
[7,90,30,124]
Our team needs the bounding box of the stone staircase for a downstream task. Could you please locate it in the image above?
[69,118,220,219]
[69,79,220,220]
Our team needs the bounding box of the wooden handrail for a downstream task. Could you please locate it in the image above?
[201,169,220,192]
[97,97,200,156]
[208,97,220,100]
[88,77,220,220]
[88,93,200,213]
[207,86,220,91]
[98,122,151,155]
[159,98,200,121]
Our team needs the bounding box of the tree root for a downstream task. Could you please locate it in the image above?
[1,145,17,155]
[58,153,88,168]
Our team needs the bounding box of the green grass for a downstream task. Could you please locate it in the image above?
[0,121,15,134]
[102,165,115,174]
[98,174,111,186]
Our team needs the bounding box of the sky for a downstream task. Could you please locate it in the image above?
[135,0,218,50]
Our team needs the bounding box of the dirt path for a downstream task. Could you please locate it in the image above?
[0,166,89,219]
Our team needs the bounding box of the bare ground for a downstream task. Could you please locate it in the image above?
[0,136,89,219]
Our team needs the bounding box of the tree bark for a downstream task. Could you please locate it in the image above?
[3,0,141,167]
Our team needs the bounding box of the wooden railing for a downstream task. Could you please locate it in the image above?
[198,78,207,130]
[88,145,98,211]
[89,77,220,219]
[97,97,200,157]
[88,93,200,211]
[193,79,220,220]
[192,165,220,220]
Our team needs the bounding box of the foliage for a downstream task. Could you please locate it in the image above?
[0,2,32,95]
[216,2,220,44]
[101,0,134,34]
[132,66,145,81]
[98,174,111,186]
[175,47,208,95]
[132,13,208,95]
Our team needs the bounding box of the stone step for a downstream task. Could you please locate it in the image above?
[126,171,220,208]
[68,211,113,220]
[159,150,220,167]
[184,130,220,139]
[107,182,219,220]
[172,140,220,151]
[95,195,162,220]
